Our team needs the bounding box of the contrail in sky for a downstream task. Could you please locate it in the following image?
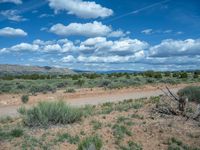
[106,0,171,23]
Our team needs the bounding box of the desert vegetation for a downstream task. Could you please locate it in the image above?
[0,71,200,150]
[0,93,199,150]
[0,71,200,94]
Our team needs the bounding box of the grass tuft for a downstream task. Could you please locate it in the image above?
[20,101,83,127]
[178,86,200,103]
[78,135,102,150]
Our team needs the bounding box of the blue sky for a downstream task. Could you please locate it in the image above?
[0,0,200,71]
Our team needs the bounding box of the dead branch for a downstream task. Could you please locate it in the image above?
[166,86,179,101]
[159,88,177,102]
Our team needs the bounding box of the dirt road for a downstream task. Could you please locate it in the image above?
[0,86,181,118]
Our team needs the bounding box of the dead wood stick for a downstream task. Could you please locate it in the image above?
[166,86,179,101]
[159,88,177,102]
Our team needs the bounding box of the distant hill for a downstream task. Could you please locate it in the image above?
[0,64,76,76]
[74,70,141,74]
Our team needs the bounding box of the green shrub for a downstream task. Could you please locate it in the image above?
[90,120,102,130]
[150,96,160,104]
[115,101,143,112]
[56,133,80,144]
[112,124,132,140]
[117,116,129,123]
[65,88,76,93]
[29,85,55,94]
[0,116,13,123]
[131,114,144,119]
[168,137,200,150]
[21,95,29,104]
[78,135,102,150]
[20,101,83,127]
[82,105,95,117]
[10,128,24,137]
[178,86,200,103]
[179,72,188,78]
[18,106,26,115]
[0,128,23,140]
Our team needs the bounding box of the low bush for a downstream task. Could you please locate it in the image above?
[20,101,83,127]
[168,137,200,150]
[178,86,200,103]
[21,95,29,104]
[0,116,13,123]
[112,124,132,141]
[90,120,102,130]
[78,135,102,150]
[56,133,80,144]
[29,85,56,95]
[0,128,23,140]
[18,106,26,115]
[10,128,24,138]
[65,88,76,93]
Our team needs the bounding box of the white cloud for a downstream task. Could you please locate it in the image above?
[43,44,62,52]
[141,29,153,35]
[0,39,76,53]
[76,53,145,63]
[1,37,200,70]
[149,39,200,57]
[50,21,112,37]
[0,27,27,37]
[80,37,149,55]
[108,30,126,38]
[110,38,148,53]
[0,0,22,4]
[0,10,26,22]
[8,43,39,52]
[47,0,113,19]
[61,55,76,62]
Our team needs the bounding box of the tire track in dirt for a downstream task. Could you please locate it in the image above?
[0,87,180,117]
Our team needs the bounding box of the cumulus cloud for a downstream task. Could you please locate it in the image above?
[142,56,200,66]
[50,21,127,38]
[50,21,113,37]
[47,0,113,18]
[108,30,126,38]
[3,43,39,52]
[0,0,22,4]
[0,27,27,37]
[110,39,148,53]
[61,55,76,62]
[0,39,76,53]
[149,39,200,57]
[0,10,26,22]
[80,37,149,55]
[1,38,200,69]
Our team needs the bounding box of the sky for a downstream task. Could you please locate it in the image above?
[0,0,200,71]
